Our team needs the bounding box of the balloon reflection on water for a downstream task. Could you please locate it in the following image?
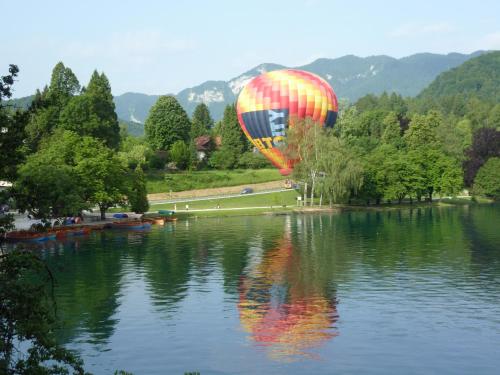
[238,219,338,361]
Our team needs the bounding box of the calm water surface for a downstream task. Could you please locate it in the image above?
[24,206,500,374]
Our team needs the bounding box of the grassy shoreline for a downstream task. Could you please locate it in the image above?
[145,197,494,220]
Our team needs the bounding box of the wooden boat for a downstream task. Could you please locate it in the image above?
[164,217,178,222]
[5,230,50,242]
[143,217,165,225]
[51,226,91,238]
[66,227,91,236]
[111,221,152,230]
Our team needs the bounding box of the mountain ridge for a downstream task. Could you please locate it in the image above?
[114,51,485,124]
[7,51,487,132]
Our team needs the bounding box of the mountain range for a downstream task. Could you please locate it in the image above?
[7,51,486,134]
[114,51,484,126]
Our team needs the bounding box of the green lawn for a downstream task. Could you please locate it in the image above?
[146,169,283,194]
[150,190,300,211]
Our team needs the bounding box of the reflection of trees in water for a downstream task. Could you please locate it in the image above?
[43,232,130,346]
[462,205,500,277]
[139,218,287,312]
[319,207,471,271]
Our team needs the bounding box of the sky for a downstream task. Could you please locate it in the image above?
[4,0,500,98]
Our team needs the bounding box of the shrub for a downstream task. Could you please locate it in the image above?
[237,151,272,169]
[473,157,500,200]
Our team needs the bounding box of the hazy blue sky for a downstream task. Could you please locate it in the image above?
[4,0,500,97]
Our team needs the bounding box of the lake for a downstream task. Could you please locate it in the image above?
[28,205,500,374]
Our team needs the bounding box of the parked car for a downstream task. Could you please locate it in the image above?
[240,187,253,195]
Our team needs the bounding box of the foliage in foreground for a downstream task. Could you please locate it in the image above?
[0,250,88,375]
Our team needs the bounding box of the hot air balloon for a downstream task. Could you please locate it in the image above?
[236,69,338,175]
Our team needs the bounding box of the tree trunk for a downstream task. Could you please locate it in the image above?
[319,193,323,207]
[310,174,315,207]
[428,189,433,202]
[304,182,308,206]
[100,206,106,220]
[310,185,314,206]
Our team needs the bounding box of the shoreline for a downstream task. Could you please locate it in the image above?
[150,198,494,220]
[5,197,494,235]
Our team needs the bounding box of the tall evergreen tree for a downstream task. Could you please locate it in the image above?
[220,104,248,153]
[209,104,249,169]
[47,62,80,106]
[190,103,213,140]
[25,63,80,150]
[84,71,120,148]
[145,95,191,151]
[59,71,120,148]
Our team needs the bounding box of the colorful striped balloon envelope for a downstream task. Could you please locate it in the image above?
[236,69,338,175]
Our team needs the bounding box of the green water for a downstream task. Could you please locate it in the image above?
[24,205,500,374]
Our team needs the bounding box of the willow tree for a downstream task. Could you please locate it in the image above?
[285,119,364,206]
[315,134,364,206]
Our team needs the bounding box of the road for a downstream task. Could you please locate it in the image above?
[149,188,290,205]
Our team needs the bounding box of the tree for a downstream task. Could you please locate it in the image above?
[287,120,363,205]
[286,119,323,204]
[128,166,149,213]
[404,111,442,150]
[473,157,500,200]
[487,104,500,129]
[118,135,151,170]
[0,64,19,99]
[73,137,129,220]
[407,149,462,201]
[315,133,364,204]
[190,103,213,140]
[59,71,120,148]
[145,96,191,151]
[463,128,500,186]
[357,146,387,205]
[209,148,237,170]
[84,71,120,148]
[381,151,422,203]
[237,152,271,169]
[169,140,191,170]
[15,131,130,221]
[46,62,80,107]
[24,63,80,150]
[381,112,403,148]
[59,95,101,137]
[0,103,27,182]
[217,104,249,168]
[15,161,87,221]
[1,65,25,234]
[0,250,87,374]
